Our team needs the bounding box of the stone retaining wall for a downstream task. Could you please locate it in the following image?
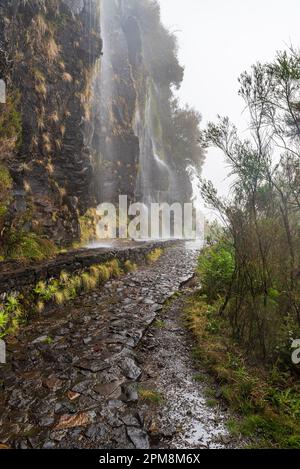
[0,241,177,295]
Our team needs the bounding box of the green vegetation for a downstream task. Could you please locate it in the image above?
[0,93,18,230]
[79,209,101,245]
[154,319,166,329]
[0,90,22,148]
[0,295,25,339]
[33,259,124,312]
[197,241,235,301]
[167,100,204,169]
[199,49,300,364]
[206,399,218,408]
[187,50,300,446]
[193,373,207,383]
[42,336,54,345]
[3,232,57,262]
[185,293,300,448]
[0,85,57,263]
[0,164,13,223]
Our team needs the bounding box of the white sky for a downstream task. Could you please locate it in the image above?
[159,0,300,199]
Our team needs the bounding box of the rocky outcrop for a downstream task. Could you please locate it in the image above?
[0,0,102,246]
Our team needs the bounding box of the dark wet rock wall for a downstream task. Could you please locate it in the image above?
[0,0,204,250]
[0,0,102,246]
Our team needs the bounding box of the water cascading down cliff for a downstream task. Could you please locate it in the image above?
[0,0,205,252]
[91,0,205,208]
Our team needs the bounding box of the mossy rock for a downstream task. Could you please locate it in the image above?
[0,90,22,148]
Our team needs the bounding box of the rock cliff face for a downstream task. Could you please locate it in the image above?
[0,0,204,253]
[0,0,102,247]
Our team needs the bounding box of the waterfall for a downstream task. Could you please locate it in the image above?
[98,0,114,201]
[89,0,117,204]
[88,0,203,244]
[186,164,203,212]
[99,0,113,123]
[134,81,176,205]
[91,0,182,208]
[186,164,205,244]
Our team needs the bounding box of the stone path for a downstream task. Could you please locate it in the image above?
[134,281,241,449]
[0,243,198,449]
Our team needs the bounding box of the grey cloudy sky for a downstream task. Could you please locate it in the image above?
[159,0,300,198]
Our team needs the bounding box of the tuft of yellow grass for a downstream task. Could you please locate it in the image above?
[139,388,163,404]
[46,163,54,175]
[43,143,52,154]
[60,124,66,136]
[47,38,60,60]
[146,248,163,263]
[35,83,47,98]
[35,14,48,37]
[54,291,65,305]
[124,260,137,273]
[49,112,59,123]
[81,272,98,292]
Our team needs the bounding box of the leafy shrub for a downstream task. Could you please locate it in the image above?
[0,295,24,338]
[198,242,235,300]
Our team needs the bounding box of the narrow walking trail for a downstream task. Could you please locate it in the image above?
[134,282,239,449]
[0,243,240,449]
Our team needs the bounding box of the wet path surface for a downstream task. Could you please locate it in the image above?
[0,243,239,449]
[135,284,238,449]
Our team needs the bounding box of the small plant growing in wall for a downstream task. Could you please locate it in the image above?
[0,294,25,338]
[124,260,137,273]
[146,248,163,263]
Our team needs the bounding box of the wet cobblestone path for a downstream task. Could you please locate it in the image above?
[0,243,239,449]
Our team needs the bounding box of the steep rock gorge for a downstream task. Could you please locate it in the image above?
[0,0,204,255]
